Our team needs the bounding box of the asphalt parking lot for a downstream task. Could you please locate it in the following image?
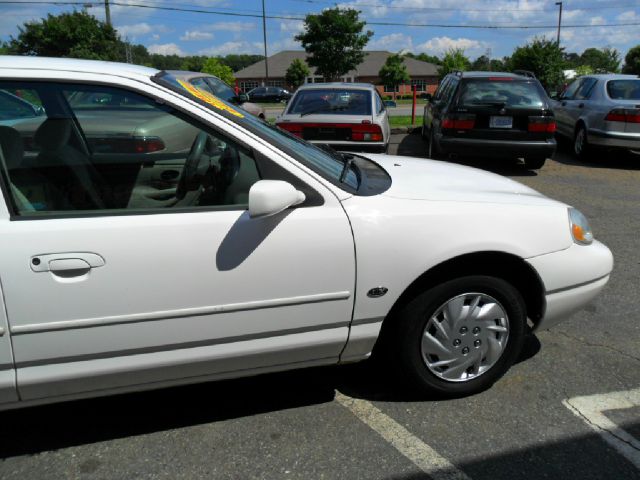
[1,134,639,480]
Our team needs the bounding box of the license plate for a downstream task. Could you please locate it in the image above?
[490,116,513,129]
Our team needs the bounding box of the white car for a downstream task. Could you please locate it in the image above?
[0,57,612,410]
[276,82,390,153]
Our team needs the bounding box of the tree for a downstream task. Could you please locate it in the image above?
[622,45,640,74]
[438,48,471,79]
[509,38,564,92]
[379,53,410,99]
[222,54,265,72]
[405,52,442,65]
[285,58,310,89]
[579,47,620,73]
[7,11,122,60]
[562,52,581,69]
[201,57,235,85]
[295,7,372,81]
[180,56,207,73]
[471,55,491,71]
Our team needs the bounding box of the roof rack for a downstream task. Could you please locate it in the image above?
[451,70,464,77]
[513,70,537,79]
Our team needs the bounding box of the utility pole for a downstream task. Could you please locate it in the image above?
[105,0,112,26]
[555,1,563,45]
[262,0,269,85]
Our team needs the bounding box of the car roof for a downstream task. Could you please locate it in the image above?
[579,74,640,80]
[453,71,534,80]
[295,82,376,91]
[0,55,159,80]
[166,70,222,82]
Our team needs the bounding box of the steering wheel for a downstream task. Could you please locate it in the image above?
[219,144,241,187]
[176,131,208,200]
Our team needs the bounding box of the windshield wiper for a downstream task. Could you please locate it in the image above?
[468,101,507,108]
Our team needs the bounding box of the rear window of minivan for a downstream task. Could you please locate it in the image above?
[458,80,545,108]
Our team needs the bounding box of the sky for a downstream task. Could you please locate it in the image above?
[0,0,639,61]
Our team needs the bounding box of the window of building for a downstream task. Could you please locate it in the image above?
[411,79,427,92]
[384,85,400,93]
[240,81,259,93]
[266,80,284,88]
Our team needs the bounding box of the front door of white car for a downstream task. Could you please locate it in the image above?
[0,80,355,402]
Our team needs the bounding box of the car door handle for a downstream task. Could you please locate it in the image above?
[561,101,567,106]
[31,252,105,273]
[578,103,584,108]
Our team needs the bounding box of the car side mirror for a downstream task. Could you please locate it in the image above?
[384,100,397,108]
[423,93,433,102]
[236,94,249,104]
[248,180,306,218]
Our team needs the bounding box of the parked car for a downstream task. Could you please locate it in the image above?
[247,86,292,103]
[276,82,390,153]
[552,74,640,159]
[422,71,557,169]
[168,70,265,120]
[0,56,613,410]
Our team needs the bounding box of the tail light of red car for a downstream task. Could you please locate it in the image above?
[528,116,557,133]
[605,108,640,123]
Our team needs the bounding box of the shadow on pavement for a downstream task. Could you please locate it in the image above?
[0,335,541,458]
[392,132,539,177]
[551,139,640,170]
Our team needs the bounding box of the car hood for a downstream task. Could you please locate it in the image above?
[361,154,563,207]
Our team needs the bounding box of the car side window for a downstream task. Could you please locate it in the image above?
[375,93,384,114]
[433,77,450,102]
[442,78,459,104]
[574,78,597,100]
[561,79,583,100]
[0,81,262,217]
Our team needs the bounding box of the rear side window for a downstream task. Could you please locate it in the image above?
[459,80,545,108]
[606,80,640,100]
[287,89,372,116]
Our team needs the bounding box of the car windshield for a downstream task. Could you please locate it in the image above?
[606,80,640,100]
[154,72,359,190]
[287,89,372,116]
[459,80,545,108]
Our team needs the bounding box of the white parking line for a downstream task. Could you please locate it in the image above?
[335,392,471,480]
[563,387,640,470]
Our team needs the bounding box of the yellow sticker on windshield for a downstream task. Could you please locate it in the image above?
[177,79,244,118]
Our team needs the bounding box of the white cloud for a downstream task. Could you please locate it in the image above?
[617,11,639,23]
[180,30,214,41]
[590,16,606,26]
[367,33,415,52]
[417,36,489,57]
[117,23,153,38]
[198,41,264,56]
[210,22,255,32]
[148,43,186,56]
[280,20,304,34]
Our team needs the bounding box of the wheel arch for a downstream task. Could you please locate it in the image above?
[376,251,546,349]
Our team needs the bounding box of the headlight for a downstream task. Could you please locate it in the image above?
[569,208,593,245]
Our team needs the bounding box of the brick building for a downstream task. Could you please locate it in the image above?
[234,50,440,97]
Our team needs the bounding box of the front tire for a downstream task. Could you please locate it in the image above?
[396,276,526,397]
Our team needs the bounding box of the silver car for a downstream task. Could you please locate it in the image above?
[553,74,640,159]
[168,70,265,120]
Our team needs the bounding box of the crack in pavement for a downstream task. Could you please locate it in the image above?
[555,331,640,364]
[565,398,640,453]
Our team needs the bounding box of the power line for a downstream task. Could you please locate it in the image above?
[291,0,640,13]
[0,1,638,29]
